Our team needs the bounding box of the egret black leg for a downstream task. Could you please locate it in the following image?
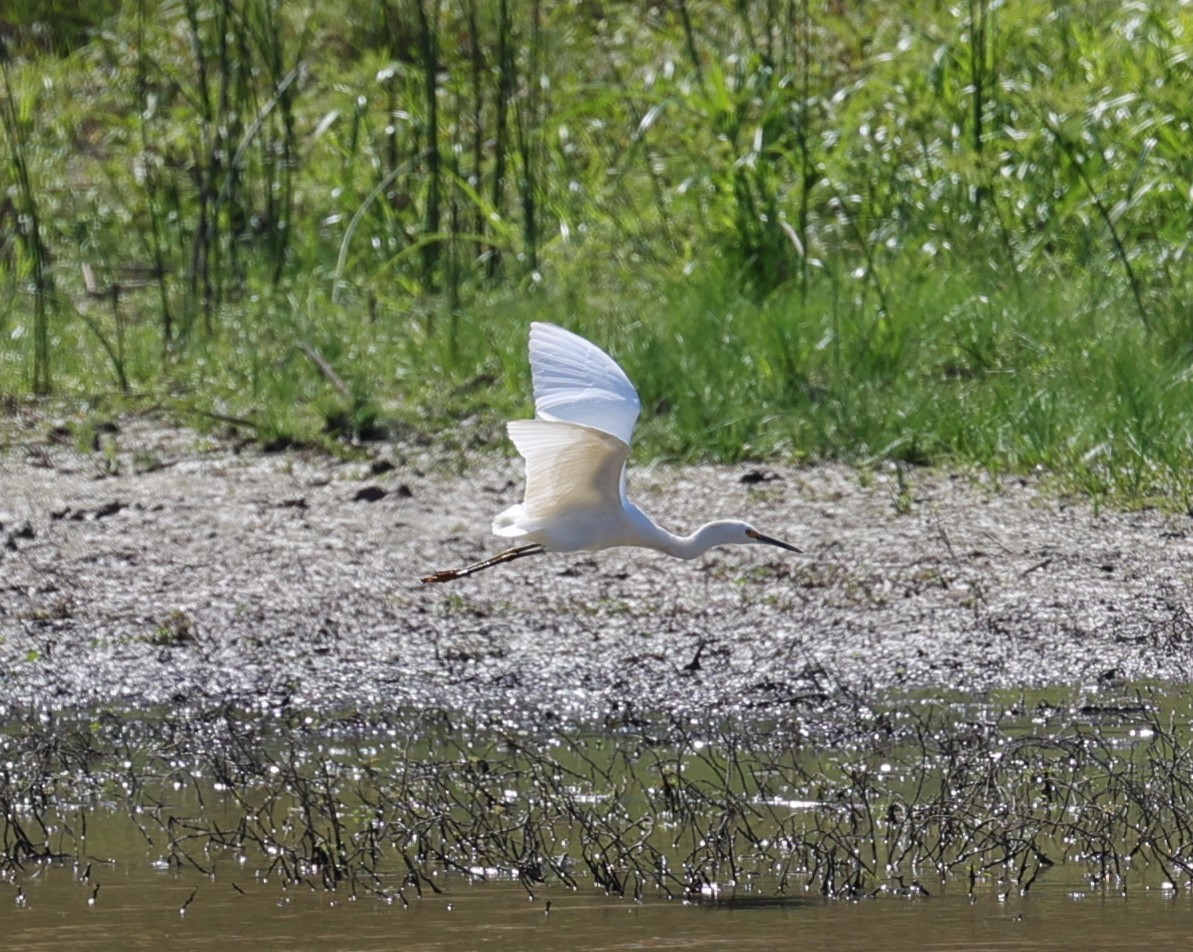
[420,543,546,583]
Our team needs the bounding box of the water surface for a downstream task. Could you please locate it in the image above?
[8,859,1193,951]
[4,687,1193,949]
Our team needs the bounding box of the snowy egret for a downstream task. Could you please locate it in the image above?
[421,322,798,583]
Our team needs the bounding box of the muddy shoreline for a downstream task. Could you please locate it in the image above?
[2,412,1191,723]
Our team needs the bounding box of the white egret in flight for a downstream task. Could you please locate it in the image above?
[421,323,798,583]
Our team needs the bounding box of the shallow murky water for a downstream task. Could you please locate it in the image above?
[5,687,1193,948]
[8,860,1193,950]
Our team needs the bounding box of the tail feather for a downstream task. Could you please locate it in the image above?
[493,503,532,538]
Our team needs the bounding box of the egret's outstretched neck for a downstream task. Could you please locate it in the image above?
[625,508,753,559]
[660,520,746,560]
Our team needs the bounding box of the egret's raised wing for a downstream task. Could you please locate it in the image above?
[502,419,628,528]
[528,323,641,447]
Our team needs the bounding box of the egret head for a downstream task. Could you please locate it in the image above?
[688,520,801,557]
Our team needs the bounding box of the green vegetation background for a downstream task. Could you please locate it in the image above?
[1,0,1191,504]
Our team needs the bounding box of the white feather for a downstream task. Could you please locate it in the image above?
[528,322,641,447]
[494,419,630,549]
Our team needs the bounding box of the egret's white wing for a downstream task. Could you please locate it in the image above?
[528,323,641,447]
[496,419,628,535]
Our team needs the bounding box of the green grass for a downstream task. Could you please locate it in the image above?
[1,0,1193,505]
